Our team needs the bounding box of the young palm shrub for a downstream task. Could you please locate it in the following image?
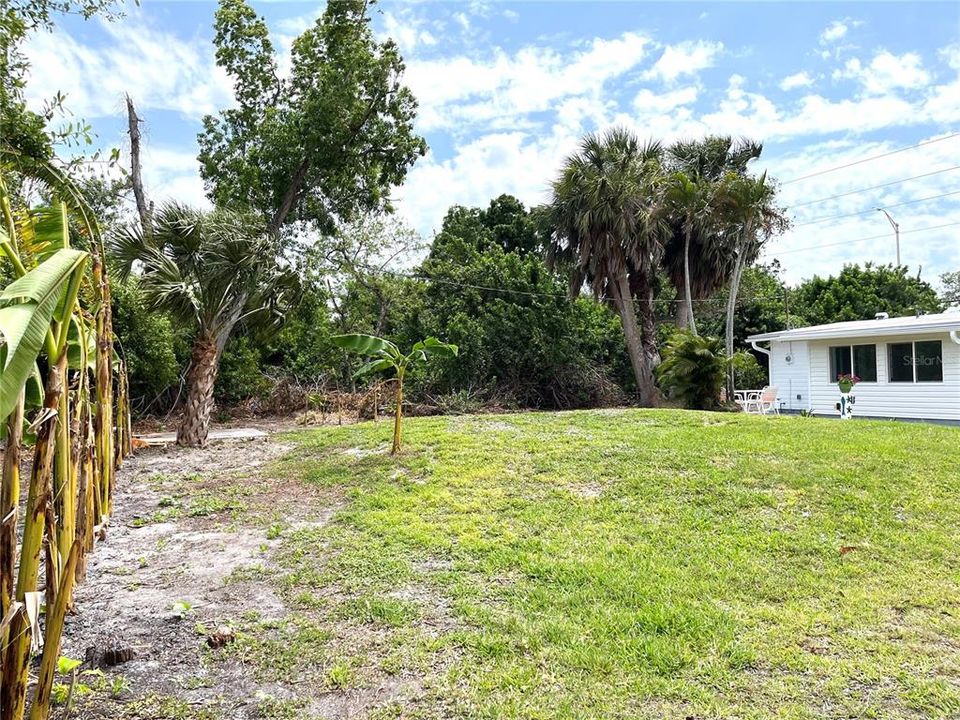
[655,330,728,410]
[110,203,298,447]
[333,334,458,454]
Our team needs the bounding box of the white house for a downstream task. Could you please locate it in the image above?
[747,308,960,422]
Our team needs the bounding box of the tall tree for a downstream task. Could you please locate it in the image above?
[197,0,426,236]
[663,171,708,334]
[548,128,664,406]
[939,270,959,307]
[790,264,943,326]
[718,172,787,396]
[110,203,298,446]
[661,136,763,329]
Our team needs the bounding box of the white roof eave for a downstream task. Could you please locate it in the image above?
[748,317,960,343]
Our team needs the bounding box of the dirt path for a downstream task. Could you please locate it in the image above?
[59,433,337,719]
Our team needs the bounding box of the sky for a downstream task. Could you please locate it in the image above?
[22,0,960,285]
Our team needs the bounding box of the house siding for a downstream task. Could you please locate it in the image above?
[769,340,810,411]
[799,332,960,421]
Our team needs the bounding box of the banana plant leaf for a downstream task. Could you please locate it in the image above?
[333,333,401,360]
[0,248,87,422]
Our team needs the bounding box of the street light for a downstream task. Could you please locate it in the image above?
[875,207,900,267]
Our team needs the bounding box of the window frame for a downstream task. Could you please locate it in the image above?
[827,343,878,383]
[886,340,944,384]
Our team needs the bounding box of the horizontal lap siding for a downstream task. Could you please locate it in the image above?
[807,333,960,421]
[770,340,810,411]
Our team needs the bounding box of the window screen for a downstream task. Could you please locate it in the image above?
[888,343,914,382]
[852,344,877,382]
[915,341,943,382]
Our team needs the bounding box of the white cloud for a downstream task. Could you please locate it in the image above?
[756,132,960,283]
[380,10,438,53]
[405,31,651,130]
[24,19,233,120]
[833,52,931,95]
[779,71,814,91]
[633,86,698,114]
[820,20,850,44]
[643,40,723,83]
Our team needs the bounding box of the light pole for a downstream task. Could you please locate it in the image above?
[875,207,900,267]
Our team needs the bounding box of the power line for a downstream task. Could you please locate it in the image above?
[781,132,960,185]
[771,220,960,256]
[788,165,960,209]
[792,189,960,228]
[382,269,780,304]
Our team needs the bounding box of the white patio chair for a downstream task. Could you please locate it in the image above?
[742,386,779,415]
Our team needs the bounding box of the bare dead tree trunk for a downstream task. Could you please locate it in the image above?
[125,95,151,231]
[176,333,221,448]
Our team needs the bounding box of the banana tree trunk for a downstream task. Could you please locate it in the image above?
[177,333,220,447]
[1,392,24,651]
[92,253,114,521]
[29,538,81,720]
[1,357,64,720]
[391,372,404,455]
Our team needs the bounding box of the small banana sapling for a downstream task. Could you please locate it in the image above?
[333,334,458,454]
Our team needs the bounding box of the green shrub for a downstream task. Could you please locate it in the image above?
[731,350,768,390]
[216,337,271,404]
[655,330,727,410]
[110,276,183,406]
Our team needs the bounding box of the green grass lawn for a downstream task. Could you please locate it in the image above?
[276,410,960,719]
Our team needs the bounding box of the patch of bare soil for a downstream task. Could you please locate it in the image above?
[56,427,457,720]
[54,432,326,718]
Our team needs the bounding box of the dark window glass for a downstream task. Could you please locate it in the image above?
[853,344,877,382]
[888,343,914,382]
[829,345,852,380]
[915,341,943,382]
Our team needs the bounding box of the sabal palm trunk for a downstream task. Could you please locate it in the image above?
[725,239,749,399]
[177,333,221,447]
[612,271,657,406]
[683,227,697,335]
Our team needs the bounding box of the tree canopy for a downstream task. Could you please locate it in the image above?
[789,263,943,326]
[197,0,427,235]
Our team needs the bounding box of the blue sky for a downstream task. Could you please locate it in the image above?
[23,1,960,285]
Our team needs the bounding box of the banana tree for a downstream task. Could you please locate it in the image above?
[0,159,128,719]
[333,334,458,454]
[0,245,88,720]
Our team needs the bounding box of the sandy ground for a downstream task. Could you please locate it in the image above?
[58,432,326,718]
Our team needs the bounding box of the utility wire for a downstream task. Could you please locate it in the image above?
[792,189,960,228]
[771,220,960,256]
[788,165,960,209]
[781,132,960,185]
[380,268,782,304]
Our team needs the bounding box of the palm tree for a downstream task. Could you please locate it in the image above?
[663,171,708,334]
[718,171,788,397]
[110,203,298,447]
[661,136,763,329]
[548,128,665,406]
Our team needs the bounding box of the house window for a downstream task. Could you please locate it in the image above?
[888,341,943,382]
[828,344,877,382]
